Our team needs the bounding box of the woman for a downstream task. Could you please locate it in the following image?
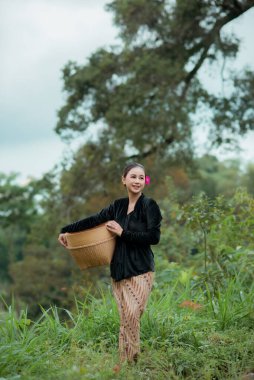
[58,162,162,364]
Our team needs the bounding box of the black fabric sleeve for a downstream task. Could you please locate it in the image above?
[60,203,115,233]
[121,199,162,245]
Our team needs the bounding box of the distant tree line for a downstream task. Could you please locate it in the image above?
[0,156,254,316]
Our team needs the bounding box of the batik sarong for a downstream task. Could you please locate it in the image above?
[112,271,154,362]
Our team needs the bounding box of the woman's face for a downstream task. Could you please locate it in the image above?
[122,167,145,195]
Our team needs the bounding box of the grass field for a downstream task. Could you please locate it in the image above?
[1,270,254,380]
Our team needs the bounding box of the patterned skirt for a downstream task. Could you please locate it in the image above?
[112,271,154,362]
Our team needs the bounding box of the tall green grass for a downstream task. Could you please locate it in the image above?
[1,274,254,380]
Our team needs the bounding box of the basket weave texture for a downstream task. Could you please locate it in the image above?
[65,223,116,269]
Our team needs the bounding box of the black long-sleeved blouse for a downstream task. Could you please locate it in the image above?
[60,193,162,281]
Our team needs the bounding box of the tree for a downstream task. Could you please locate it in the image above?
[56,0,254,172]
[0,173,40,279]
[0,173,38,231]
[2,169,113,315]
[242,163,254,196]
[190,155,243,198]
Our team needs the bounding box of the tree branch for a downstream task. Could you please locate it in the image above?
[181,1,254,99]
[128,135,175,160]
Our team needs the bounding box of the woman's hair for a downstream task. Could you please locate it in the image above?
[122,162,145,178]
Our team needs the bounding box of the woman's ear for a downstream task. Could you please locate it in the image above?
[122,176,126,186]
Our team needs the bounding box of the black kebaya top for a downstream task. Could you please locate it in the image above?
[60,194,162,281]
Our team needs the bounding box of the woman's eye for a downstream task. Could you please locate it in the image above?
[130,175,144,179]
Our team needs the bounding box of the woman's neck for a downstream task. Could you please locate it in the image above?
[127,192,142,215]
[128,192,142,204]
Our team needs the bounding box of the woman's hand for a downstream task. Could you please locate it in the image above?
[106,221,123,237]
[58,233,68,247]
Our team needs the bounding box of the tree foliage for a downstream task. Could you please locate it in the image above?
[0,173,39,279]
[56,0,254,169]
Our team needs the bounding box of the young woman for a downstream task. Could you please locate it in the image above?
[58,162,162,364]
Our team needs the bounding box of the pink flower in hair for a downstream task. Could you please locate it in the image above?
[145,175,151,185]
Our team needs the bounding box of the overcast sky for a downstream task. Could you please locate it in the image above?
[0,1,254,181]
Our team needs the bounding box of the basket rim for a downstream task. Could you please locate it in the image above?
[65,223,109,236]
[67,235,116,250]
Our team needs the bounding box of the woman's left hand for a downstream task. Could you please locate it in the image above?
[106,220,123,237]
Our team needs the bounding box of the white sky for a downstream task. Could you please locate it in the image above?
[0,1,254,181]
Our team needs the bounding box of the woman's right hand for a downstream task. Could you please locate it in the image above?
[58,233,68,247]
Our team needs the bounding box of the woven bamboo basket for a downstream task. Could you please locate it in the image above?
[65,224,116,269]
